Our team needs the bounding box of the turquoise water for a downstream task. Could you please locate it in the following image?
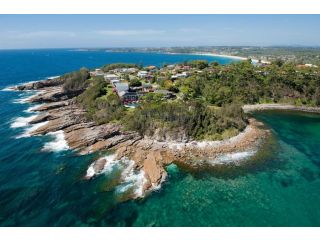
[1,50,320,226]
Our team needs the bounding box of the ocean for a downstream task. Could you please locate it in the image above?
[1,49,320,226]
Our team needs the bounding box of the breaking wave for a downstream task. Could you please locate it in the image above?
[24,104,44,113]
[85,154,118,179]
[12,90,44,104]
[42,130,69,152]
[213,150,257,165]
[16,121,48,139]
[85,155,148,199]
[10,114,38,128]
[115,158,148,198]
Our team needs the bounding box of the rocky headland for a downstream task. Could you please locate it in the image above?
[11,78,270,198]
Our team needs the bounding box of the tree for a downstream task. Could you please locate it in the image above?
[129,78,142,87]
[314,87,320,106]
[274,58,284,67]
[62,67,90,92]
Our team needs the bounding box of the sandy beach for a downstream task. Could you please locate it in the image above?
[191,52,271,64]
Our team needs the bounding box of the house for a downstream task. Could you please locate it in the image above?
[137,71,148,78]
[104,74,119,81]
[183,65,191,71]
[142,83,154,92]
[118,91,140,104]
[146,66,157,73]
[113,82,144,103]
[90,68,104,77]
[113,68,138,74]
[171,72,189,80]
[124,68,139,73]
[304,64,318,68]
[110,79,120,85]
[114,82,129,94]
[166,64,175,70]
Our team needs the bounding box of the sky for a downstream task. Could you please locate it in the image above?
[0,15,319,49]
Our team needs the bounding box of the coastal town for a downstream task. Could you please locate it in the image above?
[91,60,242,106]
[88,58,319,108]
[89,63,193,106]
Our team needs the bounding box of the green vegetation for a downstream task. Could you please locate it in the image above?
[69,59,320,141]
[123,100,246,140]
[179,60,320,106]
[76,78,124,124]
[62,67,90,92]
[187,60,209,69]
[129,78,142,87]
[101,63,140,72]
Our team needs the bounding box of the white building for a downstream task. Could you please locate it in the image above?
[104,74,119,81]
[137,71,148,78]
[171,72,189,80]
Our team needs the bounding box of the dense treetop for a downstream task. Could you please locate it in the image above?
[65,59,320,140]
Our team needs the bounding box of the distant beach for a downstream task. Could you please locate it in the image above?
[191,52,271,64]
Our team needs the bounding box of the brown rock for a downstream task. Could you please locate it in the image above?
[143,154,163,184]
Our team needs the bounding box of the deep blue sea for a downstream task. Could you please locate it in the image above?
[1,49,320,226]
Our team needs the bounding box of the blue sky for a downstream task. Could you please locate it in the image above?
[0,15,319,49]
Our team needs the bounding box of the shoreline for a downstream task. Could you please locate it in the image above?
[186,52,271,64]
[12,76,320,199]
[243,104,320,114]
[9,78,271,198]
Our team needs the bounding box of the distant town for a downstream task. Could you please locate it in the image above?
[75,46,320,66]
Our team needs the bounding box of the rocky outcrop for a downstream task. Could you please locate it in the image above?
[33,101,70,112]
[64,124,121,150]
[79,133,142,155]
[146,126,189,142]
[111,118,269,188]
[15,78,270,198]
[243,104,320,113]
[14,77,64,91]
[27,87,82,103]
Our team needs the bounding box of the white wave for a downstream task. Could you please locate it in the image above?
[85,164,96,179]
[85,154,117,178]
[116,158,148,198]
[1,86,15,91]
[13,97,31,104]
[16,121,48,139]
[12,90,44,104]
[42,130,69,152]
[10,114,38,128]
[85,155,148,198]
[24,104,44,113]
[213,150,257,165]
[46,75,60,80]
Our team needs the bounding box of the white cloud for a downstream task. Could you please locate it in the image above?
[96,29,165,36]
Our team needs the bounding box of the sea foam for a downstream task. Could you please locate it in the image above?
[24,104,44,113]
[42,130,69,152]
[10,114,38,128]
[85,155,148,198]
[16,121,49,139]
[116,158,148,198]
[85,154,118,179]
[213,150,257,165]
[12,90,44,104]
[1,86,15,91]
